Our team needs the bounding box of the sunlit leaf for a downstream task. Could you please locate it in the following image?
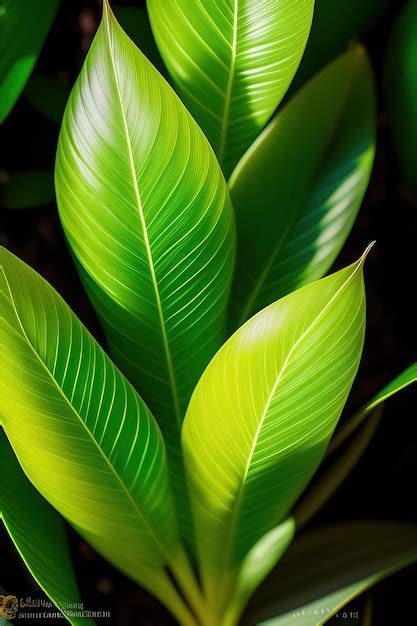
[385,0,417,191]
[0,170,55,209]
[329,363,417,453]
[55,1,235,540]
[291,0,388,93]
[0,0,59,123]
[183,250,370,620]
[0,430,92,626]
[244,522,417,625]
[0,247,199,625]
[229,47,376,329]
[147,0,314,176]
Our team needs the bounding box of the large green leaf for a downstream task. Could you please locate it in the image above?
[0,0,59,123]
[228,47,376,328]
[291,0,388,93]
[385,0,417,191]
[55,0,235,539]
[0,247,200,626]
[329,362,417,453]
[0,430,92,625]
[244,522,417,625]
[147,0,314,177]
[0,170,55,209]
[183,250,369,621]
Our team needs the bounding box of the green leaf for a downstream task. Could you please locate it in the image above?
[291,0,388,93]
[0,430,92,626]
[0,0,59,123]
[228,46,376,329]
[329,363,417,453]
[114,6,165,75]
[24,73,70,124]
[385,0,417,191]
[222,519,295,626]
[147,0,314,177]
[55,1,235,540]
[183,250,369,620]
[244,522,417,625]
[0,170,55,209]
[0,247,200,626]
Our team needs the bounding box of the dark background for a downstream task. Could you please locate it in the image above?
[1,1,416,624]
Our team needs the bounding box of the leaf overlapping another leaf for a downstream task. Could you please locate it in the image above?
[0,431,91,626]
[229,46,376,328]
[0,0,59,123]
[246,522,417,625]
[0,247,198,625]
[55,1,235,541]
[183,248,371,621]
[148,0,314,176]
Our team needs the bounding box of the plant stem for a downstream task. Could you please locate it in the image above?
[169,546,211,626]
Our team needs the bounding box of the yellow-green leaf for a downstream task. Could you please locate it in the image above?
[0,247,198,626]
[183,249,370,619]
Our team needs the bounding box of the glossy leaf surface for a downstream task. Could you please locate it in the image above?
[0,170,55,209]
[147,0,314,176]
[183,253,368,601]
[55,1,235,533]
[245,522,417,625]
[385,0,417,190]
[0,431,91,626]
[0,0,59,123]
[291,0,388,92]
[229,47,376,328]
[0,247,195,622]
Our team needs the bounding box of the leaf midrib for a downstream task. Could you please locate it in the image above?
[218,0,238,164]
[222,259,364,571]
[1,263,171,566]
[104,8,182,431]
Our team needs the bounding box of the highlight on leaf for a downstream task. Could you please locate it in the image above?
[229,46,376,329]
[55,0,236,542]
[0,247,201,626]
[182,246,371,622]
[147,0,315,177]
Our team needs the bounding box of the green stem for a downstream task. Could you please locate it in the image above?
[170,546,211,626]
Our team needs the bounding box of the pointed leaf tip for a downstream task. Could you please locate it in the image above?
[359,241,376,267]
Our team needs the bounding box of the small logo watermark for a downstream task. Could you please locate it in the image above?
[0,595,111,621]
[0,595,19,621]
